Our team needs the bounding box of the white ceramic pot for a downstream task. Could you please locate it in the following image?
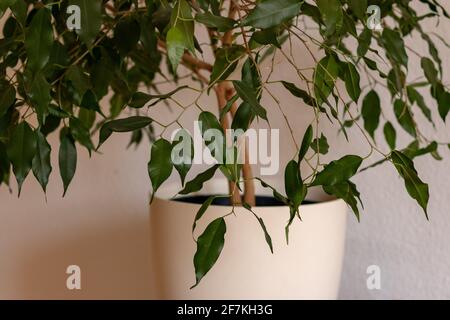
[149,180,347,300]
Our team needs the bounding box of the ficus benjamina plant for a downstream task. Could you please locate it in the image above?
[0,0,449,287]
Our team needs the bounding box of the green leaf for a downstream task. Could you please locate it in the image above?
[311,133,329,154]
[80,90,103,116]
[407,86,432,122]
[421,57,438,87]
[209,45,245,86]
[232,80,267,120]
[69,0,102,46]
[256,178,289,205]
[251,28,281,48]
[69,118,95,154]
[312,155,363,186]
[0,141,10,186]
[316,0,343,36]
[381,29,408,68]
[343,62,361,102]
[284,160,306,209]
[243,0,302,29]
[148,138,173,201]
[25,8,53,72]
[179,165,219,195]
[59,128,77,196]
[391,150,429,218]
[242,203,274,253]
[114,16,141,56]
[167,0,195,71]
[32,131,52,193]
[361,90,381,139]
[347,0,367,20]
[172,129,194,186]
[0,83,15,118]
[434,84,450,122]
[192,217,226,288]
[357,27,372,57]
[98,116,153,149]
[29,73,51,125]
[195,12,236,32]
[383,122,396,150]
[314,55,339,106]
[323,180,362,221]
[394,99,416,137]
[281,81,316,108]
[6,122,37,195]
[298,125,313,162]
[192,195,217,233]
[129,86,189,108]
[231,103,254,131]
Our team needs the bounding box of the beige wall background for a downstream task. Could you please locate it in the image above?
[0,3,449,299]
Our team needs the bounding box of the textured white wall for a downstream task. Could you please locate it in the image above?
[0,3,449,299]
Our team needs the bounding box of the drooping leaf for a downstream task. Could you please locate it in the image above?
[232,80,267,120]
[251,27,281,48]
[421,57,438,87]
[281,81,316,108]
[114,16,141,56]
[167,0,195,71]
[69,117,95,154]
[394,99,416,137]
[311,133,329,154]
[312,155,363,186]
[59,128,77,197]
[80,90,103,116]
[434,84,450,122]
[172,129,194,186]
[25,8,53,72]
[192,217,226,288]
[231,103,254,131]
[6,122,37,195]
[192,196,218,233]
[343,62,361,102]
[256,178,289,205]
[195,12,236,32]
[298,125,313,162]
[129,86,189,108]
[242,203,274,253]
[209,45,245,86]
[316,0,343,36]
[314,55,339,106]
[391,150,429,218]
[29,73,51,125]
[347,0,367,20]
[32,131,52,193]
[242,0,302,29]
[323,180,362,221]
[285,160,306,209]
[0,83,15,118]
[179,165,219,195]
[98,116,153,149]
[69,0,102,46]
[406,86,432,123]
[148,138,173,201]
[361,90,381,139]
[383,122,396,150]
[381,29,408,68]
[357,27,372,57]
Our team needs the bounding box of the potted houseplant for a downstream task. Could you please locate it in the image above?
[0,0,449,299]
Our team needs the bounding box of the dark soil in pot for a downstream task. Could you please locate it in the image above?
[174,195,317,206]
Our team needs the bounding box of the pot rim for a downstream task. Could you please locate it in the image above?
[151,179,344,209]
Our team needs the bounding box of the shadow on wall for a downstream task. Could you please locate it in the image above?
[16,219,157,299]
